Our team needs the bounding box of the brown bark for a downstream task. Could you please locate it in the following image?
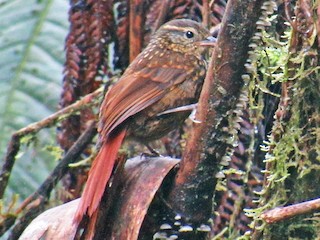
[167,0,264,231]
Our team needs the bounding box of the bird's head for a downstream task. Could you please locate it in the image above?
[152,19,216,57]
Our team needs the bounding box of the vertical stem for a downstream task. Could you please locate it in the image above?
[168,0,264,225]
[129,0,145,62]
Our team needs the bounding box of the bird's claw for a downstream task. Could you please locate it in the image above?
[189,107,201,123]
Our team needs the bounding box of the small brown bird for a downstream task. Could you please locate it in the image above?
[74,19,215,224]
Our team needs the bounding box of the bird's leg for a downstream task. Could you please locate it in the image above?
[156,103,197,116]
[140,145,161,159]
[156,103,201,123]
[188,104,201,124]
[144,143,161,157]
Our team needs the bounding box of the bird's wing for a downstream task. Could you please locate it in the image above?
[99,65,190,139]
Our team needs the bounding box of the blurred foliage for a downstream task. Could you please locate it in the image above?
[0,0,69,199]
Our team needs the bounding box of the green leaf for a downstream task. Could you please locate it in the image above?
[0,0,69,200]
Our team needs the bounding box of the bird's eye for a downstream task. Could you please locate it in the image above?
[185,31,194,39]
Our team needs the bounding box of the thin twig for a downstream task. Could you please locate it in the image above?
[129,0,145,62]
[154,0,171,30]
[7,121,97,239]
[202,0,210,28]
[16,121,97,214]
[0,87,103,199]
[261,198,320,224]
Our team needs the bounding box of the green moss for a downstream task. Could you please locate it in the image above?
[244,2,320,238]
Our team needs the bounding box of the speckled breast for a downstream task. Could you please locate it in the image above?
[128,57,207,143]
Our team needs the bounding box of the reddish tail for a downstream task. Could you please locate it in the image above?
[74,129,127,224]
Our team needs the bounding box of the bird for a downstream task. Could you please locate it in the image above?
[74,18,216,224]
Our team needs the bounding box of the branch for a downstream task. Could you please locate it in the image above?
[0,87,103,199]
[129,0,145,61]
[154,0,171,30]
[168,0,264,227]
[7,121,97,239]
[201,0,210,28]
[261,198,320,224]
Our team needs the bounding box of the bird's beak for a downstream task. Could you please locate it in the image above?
[199,36,217,47]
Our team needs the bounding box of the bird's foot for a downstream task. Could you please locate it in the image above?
[141,144,162,158]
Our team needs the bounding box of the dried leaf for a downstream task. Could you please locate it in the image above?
[19,200,79,240]
[107,156,179,240]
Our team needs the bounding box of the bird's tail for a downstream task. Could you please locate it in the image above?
[74,129,127,224]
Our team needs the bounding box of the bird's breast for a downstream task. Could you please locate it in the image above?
[128,60,207,142]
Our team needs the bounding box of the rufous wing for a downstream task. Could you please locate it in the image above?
[99,65,190,140]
